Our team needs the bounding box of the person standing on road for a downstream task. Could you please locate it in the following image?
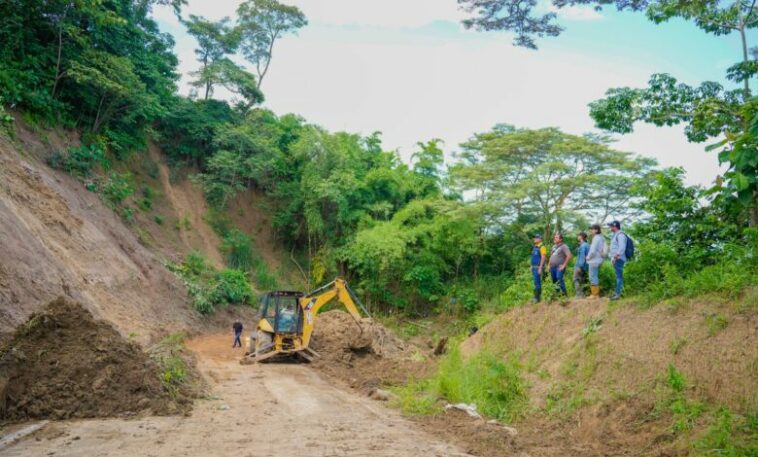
[232,321,243,348]
[573,231,590,298]
[530,234,547,304]
[608,220,627,301]
[586,224,605,299]
[549,233,572,297]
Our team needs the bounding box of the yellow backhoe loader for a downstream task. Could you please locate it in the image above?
[243,278,370,363]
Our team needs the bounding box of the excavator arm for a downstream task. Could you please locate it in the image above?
[300,278,368,348]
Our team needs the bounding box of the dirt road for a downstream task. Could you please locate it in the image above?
[3,334,472,457]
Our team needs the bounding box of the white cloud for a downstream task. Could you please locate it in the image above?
[548,4,604,21]
[288,0,465,28]
[154,0,465,28]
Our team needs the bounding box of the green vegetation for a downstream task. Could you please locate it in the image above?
[394,347,527,422]
[2,0,754,317]
[694,408,758,456]
[150,332,190,398]
[653,365,704,433]
[48,145,107,177]
[169,251,254,315]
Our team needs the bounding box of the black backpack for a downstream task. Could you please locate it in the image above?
[622,232,635,260]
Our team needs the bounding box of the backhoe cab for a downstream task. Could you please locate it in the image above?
[243,278,369,363]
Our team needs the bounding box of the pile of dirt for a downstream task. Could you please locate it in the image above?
[311,310,407,359]
[0,298,192,422]
[309,311,432,391]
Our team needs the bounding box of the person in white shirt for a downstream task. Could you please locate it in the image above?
[608,220,628,301]
[586,224,605,299]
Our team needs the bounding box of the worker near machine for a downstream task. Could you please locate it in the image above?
[232,321,243,348]
[531,234,547,304]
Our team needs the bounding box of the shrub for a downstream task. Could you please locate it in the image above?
[221,230,255,271]
[138,185,156,211]
[169,253,254,314]
[254,262,278,290]
[47,144,106,177]
[212,269,254,305]
[102,172,134,206]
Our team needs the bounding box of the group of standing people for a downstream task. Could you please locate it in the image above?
[531,220,629,302]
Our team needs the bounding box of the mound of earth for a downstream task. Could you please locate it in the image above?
[311,310,407,359]
[310,311,432,391]
[0,298,191,422]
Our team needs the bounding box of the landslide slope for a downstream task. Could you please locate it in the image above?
[458,296,757,455]
[0,121,200,344]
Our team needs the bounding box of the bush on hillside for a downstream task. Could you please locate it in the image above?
[168,252,255,315]
[47,144,107,177]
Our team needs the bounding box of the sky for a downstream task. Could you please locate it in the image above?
[153,0,750,187]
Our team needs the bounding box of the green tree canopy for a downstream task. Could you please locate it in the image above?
[450,125,656,239]
[236,0,307,89]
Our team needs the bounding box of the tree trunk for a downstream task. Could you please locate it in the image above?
[739,25,751,98]
[256,31,279,90]
[92,94,106,132]
[51,6,70,99]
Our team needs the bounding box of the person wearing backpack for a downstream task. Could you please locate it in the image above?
[608,220,631,301]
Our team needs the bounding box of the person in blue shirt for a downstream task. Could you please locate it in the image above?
[573,231,590,298]
[608,220,628,300]
[530,234,547,304]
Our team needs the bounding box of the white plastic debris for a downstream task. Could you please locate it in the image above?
[444,402,481,418]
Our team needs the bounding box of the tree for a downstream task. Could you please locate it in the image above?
[458,1,757,62]
[411,139,445,197]
[459,0,758,225]
[184,15,239,100]
[449,126,655,239]
[194,149,247,207]
[67,50,157,132]
[236,0,307,89]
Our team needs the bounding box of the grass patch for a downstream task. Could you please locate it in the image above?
[704,313,729,336]
[390,380,442,416]
[652,364,704,433]
[175,216,191,231]
[670,336,687,355]
[694,408,758,456]
[394,346,527,422]
[545,336,599,417]
[149,332,189,398]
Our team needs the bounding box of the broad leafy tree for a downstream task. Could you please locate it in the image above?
[236,0,307,89]
[184,15,240,100]
[450,125,655,238]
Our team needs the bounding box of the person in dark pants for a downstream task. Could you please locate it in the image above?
[232,321,243,348]
[530,234,547,304]
[608,220,628,301]
[548,233,572,296]
[573,231,590,298]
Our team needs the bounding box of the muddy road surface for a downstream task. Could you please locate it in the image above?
[3,334,471,457]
